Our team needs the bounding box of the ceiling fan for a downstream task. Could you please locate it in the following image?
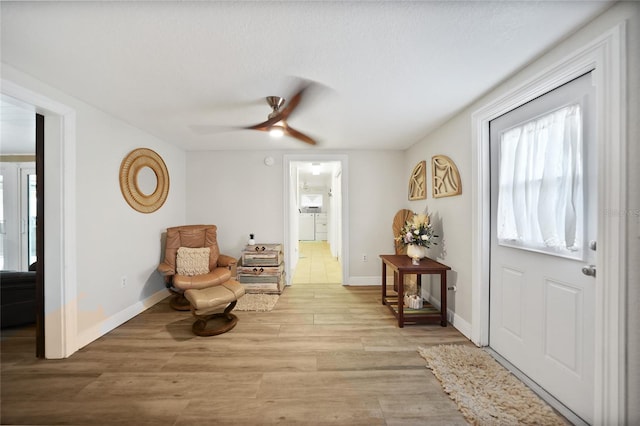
[244,84,317,145]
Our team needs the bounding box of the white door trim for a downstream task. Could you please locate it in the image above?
[283,154,349,285]
[470,23,626,424]
[1,79,78,359]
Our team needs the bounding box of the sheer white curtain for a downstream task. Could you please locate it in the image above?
[497,104,583,255]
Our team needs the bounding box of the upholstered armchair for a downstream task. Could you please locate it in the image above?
[157,224,245,335]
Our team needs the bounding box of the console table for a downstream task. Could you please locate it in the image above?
[380,254,451,328]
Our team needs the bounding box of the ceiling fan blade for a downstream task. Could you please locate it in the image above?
[198,79,321,142]
[284,125,317,145]
[279,82,312,120]
[244,113,283,132]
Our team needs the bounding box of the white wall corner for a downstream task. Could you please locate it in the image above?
[449,311,473,341]
[423,291,472,341]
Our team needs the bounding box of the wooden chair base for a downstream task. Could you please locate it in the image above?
[191,313,239,336]
[169,292,191,311]
[191,301,239,336]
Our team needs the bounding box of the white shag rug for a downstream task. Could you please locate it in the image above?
[234,293,279,312]
[418,345,568,426]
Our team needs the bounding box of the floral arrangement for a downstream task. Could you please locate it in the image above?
[396,213,438,248]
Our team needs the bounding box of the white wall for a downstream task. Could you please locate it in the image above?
[1,63,187,350]
[347,151,405,280]
[185,150,284,253]
[402,2,639,421]
[74,104,186,341]
[404,112,472,328]
[185,150,405,283]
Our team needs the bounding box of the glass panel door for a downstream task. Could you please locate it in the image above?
[28,173,37,267]
[19,165,36,270]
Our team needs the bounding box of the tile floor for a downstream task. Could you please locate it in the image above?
[291,241,342,284]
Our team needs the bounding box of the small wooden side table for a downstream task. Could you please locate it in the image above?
[380,254,451,328]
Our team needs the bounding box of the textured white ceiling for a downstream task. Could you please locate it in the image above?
[0,1,612,152]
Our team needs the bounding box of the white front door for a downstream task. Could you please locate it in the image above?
[489,72,596,423]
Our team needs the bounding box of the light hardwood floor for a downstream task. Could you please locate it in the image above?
[1,283,473,425]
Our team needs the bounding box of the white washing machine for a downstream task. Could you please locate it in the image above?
[299,213,315,240]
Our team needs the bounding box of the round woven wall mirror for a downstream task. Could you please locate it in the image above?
[136,166,158,195]
[119,148,169,213]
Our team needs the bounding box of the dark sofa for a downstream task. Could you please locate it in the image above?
[1,269,36,328]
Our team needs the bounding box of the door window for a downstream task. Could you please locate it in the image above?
[497,103,584,260]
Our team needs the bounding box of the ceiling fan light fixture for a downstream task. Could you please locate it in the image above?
[269,124,285,138]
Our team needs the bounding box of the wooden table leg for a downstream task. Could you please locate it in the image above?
[398,271,404,328]
[440,271,447,327]
[381,260,387,305]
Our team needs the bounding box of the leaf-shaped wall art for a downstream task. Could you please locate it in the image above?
[432,155,462,198]
[408,160,427,200]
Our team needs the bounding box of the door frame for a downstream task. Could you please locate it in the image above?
[471,23,626,424]
[2,78,78,359]
[35,114,44,358]
[283,154,349,285]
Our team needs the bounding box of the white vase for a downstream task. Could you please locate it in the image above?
[406,244,427,263]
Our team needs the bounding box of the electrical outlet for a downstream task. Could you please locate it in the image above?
[120,276,127,288]
[361,254,368,262]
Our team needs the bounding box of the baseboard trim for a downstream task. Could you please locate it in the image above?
[424,291,472,340]
[75,289,168,351]
[345,276,381,285]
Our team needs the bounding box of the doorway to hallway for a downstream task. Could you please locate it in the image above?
[291,241,342,284]
[284,154,349,286]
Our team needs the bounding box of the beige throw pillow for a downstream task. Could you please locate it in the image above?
[176,247,210,276]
